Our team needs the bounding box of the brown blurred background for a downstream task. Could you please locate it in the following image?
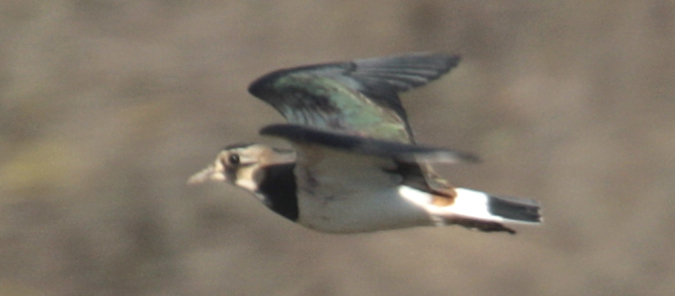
[1,1,674,295]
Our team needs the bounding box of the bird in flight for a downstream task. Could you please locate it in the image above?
[189,53,542,234]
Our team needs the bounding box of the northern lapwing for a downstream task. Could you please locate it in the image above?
[189,53,542,233]
[189,124,541,233]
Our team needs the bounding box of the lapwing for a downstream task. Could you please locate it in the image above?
[189,53,542,233]
[189,124,541,233]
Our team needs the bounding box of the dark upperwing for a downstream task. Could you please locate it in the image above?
[248,52,460,143]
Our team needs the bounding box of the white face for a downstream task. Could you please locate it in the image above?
[188,145,261,183]
[187,144,295,192]
[221,145,265,191]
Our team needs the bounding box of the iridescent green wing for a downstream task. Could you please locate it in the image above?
[248,53,460,143]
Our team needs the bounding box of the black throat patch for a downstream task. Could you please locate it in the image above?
[257,163,299,221]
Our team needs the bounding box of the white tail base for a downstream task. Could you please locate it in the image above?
[399,186,505,223]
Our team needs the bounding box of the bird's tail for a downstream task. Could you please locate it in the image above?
[439,188,541,234]
[399,186,542,233]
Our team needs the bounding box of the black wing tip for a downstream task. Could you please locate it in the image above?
[352,52,462,96]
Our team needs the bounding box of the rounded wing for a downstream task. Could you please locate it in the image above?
[248,53,460,143]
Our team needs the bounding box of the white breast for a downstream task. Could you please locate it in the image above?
[297,186,433,233]
[293,149,433,233]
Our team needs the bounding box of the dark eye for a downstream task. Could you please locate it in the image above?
[228,154,240,165]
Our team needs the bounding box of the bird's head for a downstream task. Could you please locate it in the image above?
[188,143,295,192]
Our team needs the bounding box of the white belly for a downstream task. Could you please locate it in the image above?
[292,148,433,233]
[296,186,433,233]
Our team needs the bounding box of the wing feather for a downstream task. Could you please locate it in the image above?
[248,53,460,143]
[259,124,479,164]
